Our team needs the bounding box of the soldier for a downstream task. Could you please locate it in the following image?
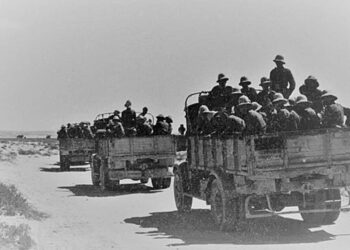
[299,75,325,113]
[211,111,229,135]
[165,116,173,134]
[236,95,266,135]
[178,124,186,135]
[256,77,275,107]
[270,93,292,132]
[57,125,68,139]
[293,95,320,130]
[209,73,235,109]
[82,123,94,139]
[239,76,257,102]
[140,107,148,116]
[136,116,153,136]
[320,91,345,128]
[209,73,233,98]
[222,114,245,135]
[153,114,169,135]
[107,116,125,138]
[270,55,296,98]
[66,123,74,138]
[121,100,137,136]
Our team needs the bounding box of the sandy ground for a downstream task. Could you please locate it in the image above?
[1,151,350,249]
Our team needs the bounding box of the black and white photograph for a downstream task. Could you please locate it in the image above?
[1,0,350,249]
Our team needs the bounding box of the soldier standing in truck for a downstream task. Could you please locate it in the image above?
[270,55,296,98]
[121,100,137,136]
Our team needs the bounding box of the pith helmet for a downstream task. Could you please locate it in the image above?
[237,95,252,107]
[156,114,165,120]
[321,91,338,101]
[272,93,288,104]
[304,75,319,88]
[260,77,271,86]
[217,73,229,83]
[124,100,132,107]
[239,76,251,86]
[198,105,210,114]
[165,116,173,123]
[273,55,285,64]
[295,95,312,107]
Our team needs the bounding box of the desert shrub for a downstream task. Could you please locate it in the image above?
[0,223,34,250]
[0,183,46,220]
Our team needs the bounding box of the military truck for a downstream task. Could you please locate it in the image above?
[59,138,95,171]
[90,113,175,190]
[174,91,350,230]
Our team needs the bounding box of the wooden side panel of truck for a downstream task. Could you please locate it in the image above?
[59,138,95,171]
[92,135,176,190]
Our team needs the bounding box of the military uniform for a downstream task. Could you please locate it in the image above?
[223,115,246,135]
[294,107,320,130]
[270,55,296,98]
[241,87,258,102]
[137,122,153,136]
[242,110,266,135]
[321,103,345,128]
[57,127,68,139]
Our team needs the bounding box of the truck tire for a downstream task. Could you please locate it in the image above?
[174,168,192,212]
[60,155,70,171]
[100,159,119,191]
[90,155,100,186]
[299,189,341,225]
[210,179,241,231]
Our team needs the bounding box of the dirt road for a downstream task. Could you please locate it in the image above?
[1,155,350,250]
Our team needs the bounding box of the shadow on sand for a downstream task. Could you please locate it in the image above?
[40,167,89,172]
[58,183,160,197]
[125,209,338,246]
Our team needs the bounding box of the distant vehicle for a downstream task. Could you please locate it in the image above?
[46,135,51,139]
[58,138,95,171]
[16,135,25,139]
[91,113,176,190]
[174,91,350,230]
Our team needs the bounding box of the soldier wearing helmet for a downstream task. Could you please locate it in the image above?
[320,91,345,128]
[153,114,169,135]
[292,95,320,130]
[257,77,275,107]
[270,55,296,98]
[121,100,137,136]
[239,76,257,102]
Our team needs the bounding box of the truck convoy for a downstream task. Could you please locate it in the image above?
[173,92,350,230]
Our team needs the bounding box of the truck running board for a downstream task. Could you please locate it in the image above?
[245,194,350,219]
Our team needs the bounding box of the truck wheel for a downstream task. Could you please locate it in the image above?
[100,159,118,191]
[60,155,70,171]
[210,179,241,231]
[323,189,341,224]
[299,189,341,225]
[174,169,192,212]
[90,155,100,186]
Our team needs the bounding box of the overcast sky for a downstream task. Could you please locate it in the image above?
[1,0,350,131]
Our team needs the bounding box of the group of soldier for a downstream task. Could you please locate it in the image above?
[57,122,94,139]
[196,55,350,136]
[104,100,174,138]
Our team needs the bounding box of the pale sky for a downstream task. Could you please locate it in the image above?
[1,0,350,131]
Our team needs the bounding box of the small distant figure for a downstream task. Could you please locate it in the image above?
[270,55,296,98]
[46,135,51,139]
[153,114,169,135]
[320,91,345,128]
[165,116,173,134]
[122,100,137,136]
[257,77,275,107]
[178,124,186,135]
[57,125,68,139]
[239,76,257,102]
